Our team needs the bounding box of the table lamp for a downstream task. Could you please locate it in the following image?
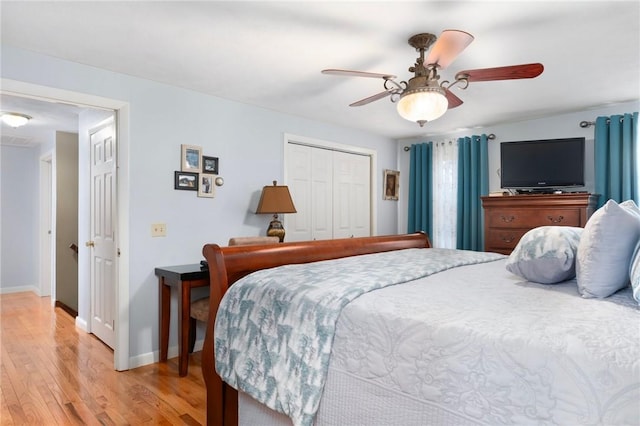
[255,180,297,242]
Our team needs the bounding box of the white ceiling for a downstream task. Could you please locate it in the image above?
[1,1,639,143]
[0,95,82,147]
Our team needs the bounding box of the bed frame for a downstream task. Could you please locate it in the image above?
[201,232,431,426]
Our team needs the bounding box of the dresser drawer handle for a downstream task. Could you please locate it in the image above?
[547,215,564,223]
[501,235,516,243]
[500,215,516,223]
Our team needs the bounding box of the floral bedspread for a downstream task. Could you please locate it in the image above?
[213,248,504,426]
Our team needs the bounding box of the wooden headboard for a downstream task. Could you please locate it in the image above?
[200,232,431,426]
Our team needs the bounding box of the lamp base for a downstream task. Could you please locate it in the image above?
[266,217,285,242]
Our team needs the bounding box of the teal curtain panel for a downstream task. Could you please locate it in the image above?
[456,134,489,251]
[595,112,639,207]
[407,142,433,236]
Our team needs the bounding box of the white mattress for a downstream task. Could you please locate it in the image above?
[239,258,640,426]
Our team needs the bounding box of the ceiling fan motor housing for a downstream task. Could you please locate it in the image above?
[407,33,437,51]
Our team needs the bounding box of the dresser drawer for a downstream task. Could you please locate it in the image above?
[485,228,529,250]
[487,209,580,228]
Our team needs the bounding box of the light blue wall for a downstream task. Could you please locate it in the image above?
[1,45,398,363]
[396,100,640,233]
[0,144,39,290]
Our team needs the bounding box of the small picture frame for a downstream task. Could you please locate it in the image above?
[174,171,198,191]
[383,169,399,201]
[198,173,215,198]
[181,144,202,172]
[202,156,219,174]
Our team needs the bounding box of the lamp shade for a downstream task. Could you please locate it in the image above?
[256,181,297,214]
[396,87,448,124]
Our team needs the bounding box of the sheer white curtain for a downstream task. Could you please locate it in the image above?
[432,140,458,248]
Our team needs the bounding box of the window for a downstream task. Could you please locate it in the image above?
[432,140,458,248]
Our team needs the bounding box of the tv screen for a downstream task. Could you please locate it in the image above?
[500,137,585,189]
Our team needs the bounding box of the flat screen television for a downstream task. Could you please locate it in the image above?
[500,137,585,190]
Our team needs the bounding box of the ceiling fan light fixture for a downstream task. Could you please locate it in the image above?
[396,86,448,125]
[1,112,32,128]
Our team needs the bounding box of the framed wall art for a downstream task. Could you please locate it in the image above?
[383,169,399,201]
[202,156,219,174]
[181,144,202,172]
[174,171,198,191]
[198,173,215,198]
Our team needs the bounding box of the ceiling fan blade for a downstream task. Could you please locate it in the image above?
[425,30,474,69]
[322,69,396,79]
[455,63,544,82]
[349,89,394,107]
[444,88,464,109]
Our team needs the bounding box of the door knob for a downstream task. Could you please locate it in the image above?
[85,241,95,247]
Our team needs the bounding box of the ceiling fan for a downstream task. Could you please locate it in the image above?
[322,30,544,127]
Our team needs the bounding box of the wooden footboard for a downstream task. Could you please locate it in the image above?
[201,232,431,426]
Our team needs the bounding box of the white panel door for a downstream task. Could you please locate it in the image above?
[39,156,53,297]
[89,120,116,348]
[286,144,334,241]
[332,151,352,238]
[333,151,371,238]
[310,148,333,240]
[286,144,313,241]
[350,152,371,237]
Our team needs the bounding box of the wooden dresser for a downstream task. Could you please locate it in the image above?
[481,193,599,254]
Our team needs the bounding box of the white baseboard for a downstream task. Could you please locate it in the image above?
[129,351,157,369]
[127,338,205,370]
[75,316,89,332]
[194,339,204,352]
[0,285,39,295]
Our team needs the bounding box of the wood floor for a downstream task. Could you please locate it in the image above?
[0,292,206,425]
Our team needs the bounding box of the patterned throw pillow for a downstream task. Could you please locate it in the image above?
[506,226,583,284]
[576,199,640,298]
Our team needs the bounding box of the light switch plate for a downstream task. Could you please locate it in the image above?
[151,223,167,237]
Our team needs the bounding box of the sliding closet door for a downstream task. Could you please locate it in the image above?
[286,143,371,241]
[286,144,333,241]
[311,148,334,240]
[333,151,371,239]
[286,144,312,241]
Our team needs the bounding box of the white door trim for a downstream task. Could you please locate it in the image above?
[283,133,378,236]
[1,78,131,371]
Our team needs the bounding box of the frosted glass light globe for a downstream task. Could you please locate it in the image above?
[397,89,448,124]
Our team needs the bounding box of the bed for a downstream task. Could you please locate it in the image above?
[201,231,640,426]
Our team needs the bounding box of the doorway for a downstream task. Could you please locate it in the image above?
[2,78,130,370]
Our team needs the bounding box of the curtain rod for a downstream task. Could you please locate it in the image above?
[403,133,496,151]
[580,116,627,128]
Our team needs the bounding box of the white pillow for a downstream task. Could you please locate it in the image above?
[621,199,640,216]
[630,241,640,305]
[576,199,640,298]
[506,226,583,284]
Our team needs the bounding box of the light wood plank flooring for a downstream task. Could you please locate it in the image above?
[0,292,206,425]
